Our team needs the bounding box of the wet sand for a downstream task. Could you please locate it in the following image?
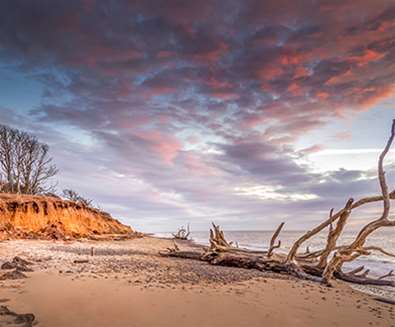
[1,237,394,326]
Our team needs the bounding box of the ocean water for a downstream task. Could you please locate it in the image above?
[155,229,395,278]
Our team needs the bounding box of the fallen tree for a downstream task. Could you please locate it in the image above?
[161,119,395,287]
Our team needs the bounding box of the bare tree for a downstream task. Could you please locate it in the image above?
[62,189,93,207]
[0,125,57,194]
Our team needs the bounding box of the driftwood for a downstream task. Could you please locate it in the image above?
[1,256,33,272]
[378,270,394,280]
[209,223,232,249]
[0,269,27,281]
[267,222,284,257]
[160,119,395,287]
[172,224,191,240]
[0,306,35,327]
[373,296,395,305]
[73,259,89,264]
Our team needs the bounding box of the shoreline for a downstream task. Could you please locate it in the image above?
[1,236,394,326]
[176,234,395,303]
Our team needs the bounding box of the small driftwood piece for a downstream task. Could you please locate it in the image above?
[0,270,27,281]
[1,257,33,272]
[160,241,204,261]
[73,259,89,264]
[267,222,284,257]
[378,270,394,280]
[209,223,232,250]
[172,224,191,240]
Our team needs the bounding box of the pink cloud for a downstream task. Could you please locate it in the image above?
[316,91,330,100]
[349,49,385,67]
[359,84,395,108]
[287,82,303,95]
[135,131,182,165]
[293,66,310,79]
[258,65,283,81]
[206,77,232,90]
[326,69,353,86]
[193,42,229,63]
[157,51,175,59]
[183,153,217,175]
[211,91,240,101]
[334,131,352,141]
[141,86,177,99]
[299,144,324,155]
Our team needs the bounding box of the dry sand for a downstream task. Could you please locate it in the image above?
[1,237,394,327]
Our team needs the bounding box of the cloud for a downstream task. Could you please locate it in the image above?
[0,0,394,231]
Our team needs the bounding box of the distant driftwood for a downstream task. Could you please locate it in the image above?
[162,120,395,288]
[172,224,191,240]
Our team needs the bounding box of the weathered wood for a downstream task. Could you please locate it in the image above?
[378,270,394,280]
[209,223,232,250]
[317,201,353,269]
[323,119,395,283]
[346,266,365,275]
[267,222,284,257]
[336,271,395,287]
[73,259,89,264]
[373,296,395,305]
[159,250,204,261]
[172,224,191,240]
[286,198,353,263]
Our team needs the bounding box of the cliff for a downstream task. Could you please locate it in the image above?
[0,194,135,240]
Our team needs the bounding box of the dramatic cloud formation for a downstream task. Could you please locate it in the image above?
[0,0,394,231]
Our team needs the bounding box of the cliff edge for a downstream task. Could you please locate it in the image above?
[0,194,135,240]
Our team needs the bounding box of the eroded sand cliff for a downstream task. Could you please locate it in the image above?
[0,194,134,240]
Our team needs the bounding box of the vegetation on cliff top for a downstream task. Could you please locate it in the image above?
[0,124,96,209]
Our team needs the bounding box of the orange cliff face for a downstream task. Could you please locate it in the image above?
[0,193,136,240]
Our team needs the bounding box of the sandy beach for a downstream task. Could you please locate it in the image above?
[1,237,394,327]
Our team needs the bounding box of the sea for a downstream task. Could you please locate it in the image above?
[155,229,395,299]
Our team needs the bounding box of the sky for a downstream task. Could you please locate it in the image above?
[0,0,394,232]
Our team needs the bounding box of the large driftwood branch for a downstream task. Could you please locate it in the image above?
[286,198,354,263]
[323,119,395,283]
[286,188,395,263]
[352,190,395,209]
[362,246,395,258]
[299,243,395,261]
[267,222,284,257]
[336,270,395,286]
[317,202,353,269]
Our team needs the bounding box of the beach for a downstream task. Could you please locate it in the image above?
[1,237,394,327]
